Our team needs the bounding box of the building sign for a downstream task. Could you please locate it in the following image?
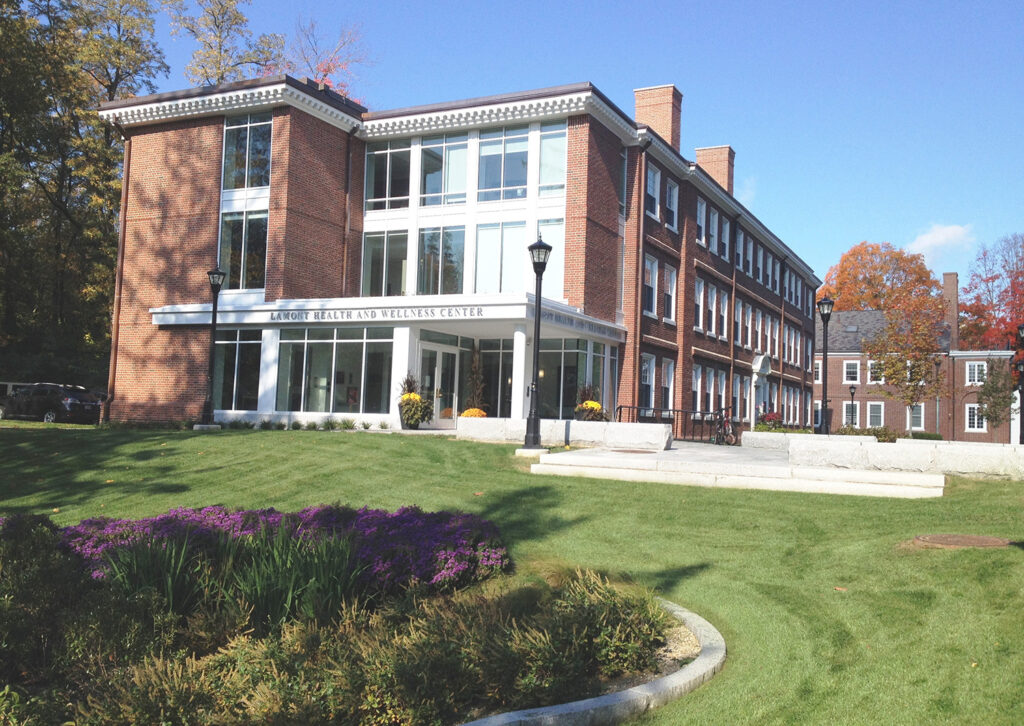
[269,305,486,322]
[540,309,623,341]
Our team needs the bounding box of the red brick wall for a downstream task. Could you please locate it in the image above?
[695,146,735,195]
[109,117,222,422]
[634,86,681,151]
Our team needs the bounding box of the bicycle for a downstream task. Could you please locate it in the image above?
[713,410,737,446]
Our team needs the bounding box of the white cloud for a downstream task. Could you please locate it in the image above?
[735,176,756,207]
[905,223,976,276]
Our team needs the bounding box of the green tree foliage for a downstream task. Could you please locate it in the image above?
[0,0,166,387]
[169,0,285,85]
[975,359,1016,428]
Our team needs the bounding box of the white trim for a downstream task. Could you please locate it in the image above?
[99,83,362,132]
[906,403,925,431]
[867,400,884,428]
[965,403,987,433]
[843,359,861,384]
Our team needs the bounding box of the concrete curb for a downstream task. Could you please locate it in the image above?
[460,600,726,726]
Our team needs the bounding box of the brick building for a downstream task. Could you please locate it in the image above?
[813,273,1015,442]
[98,76,820,429]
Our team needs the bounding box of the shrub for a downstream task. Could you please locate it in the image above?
[398,373,433,428]
[836,425,898,442]
[910,431,943,440]
[257,418,272,430]
[340,418,357,430]
[378,420,390,430]
[303,420,320,431]
[758,411,783,429]
[574,400,608,421]
[324,417,339,431]
[361,421,372,430]
[460,408,487,418]
[289,420,302,430]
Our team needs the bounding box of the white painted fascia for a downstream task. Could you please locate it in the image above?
[98,83,361,133]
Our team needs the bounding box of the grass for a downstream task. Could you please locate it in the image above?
[2,421,1023,724]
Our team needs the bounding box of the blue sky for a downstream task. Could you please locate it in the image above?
[152,0,1024,288]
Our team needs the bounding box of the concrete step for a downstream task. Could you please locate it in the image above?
[531,453,945,499]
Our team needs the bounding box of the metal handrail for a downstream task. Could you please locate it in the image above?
[615,405,736,443]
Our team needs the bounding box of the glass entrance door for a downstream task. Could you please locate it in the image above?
[420,346,458,427]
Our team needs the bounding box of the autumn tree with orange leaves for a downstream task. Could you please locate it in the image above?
[960,233,1024,350]
[821,242,947,431]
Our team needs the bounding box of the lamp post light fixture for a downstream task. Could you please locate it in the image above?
[848,385,857,427]
[816,296,835,434]
[524,236,552,449]
[200,267,226,426]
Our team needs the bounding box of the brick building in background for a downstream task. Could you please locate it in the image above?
[814,273,1015,442]
[98,76,820,428]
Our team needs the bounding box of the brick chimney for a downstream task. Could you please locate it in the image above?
[942,272,959,351]
[696,145,736,195]
[634,85,682,151]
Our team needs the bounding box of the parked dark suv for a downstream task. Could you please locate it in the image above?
[0,383,102,424]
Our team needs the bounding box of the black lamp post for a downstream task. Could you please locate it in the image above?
[848,385,857,426]
[816,296,834,434]
[524,236,552,449]
[201,267,226,426]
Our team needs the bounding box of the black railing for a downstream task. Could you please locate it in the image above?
[616,405,737,444]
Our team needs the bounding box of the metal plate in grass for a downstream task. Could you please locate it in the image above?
[912,534,1011,549]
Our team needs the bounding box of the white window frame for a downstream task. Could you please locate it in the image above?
[843,360,861,384]
[843,401,860,428]
[744,304,753,349]
[735,229,744,269]
[966,361,987,385]
[695,196,706,243]
[745,238,754,276]
[907,403,925,431]
[709,208,719,254]
[692,363,703,412]
[755,310,763,353]
[814,359,822,384]
[718,369,727,411]
[640,354,656,412]
[706,283,717,336]
[814,400,822,428]
[867,360,885,384]
[719,290,729,340]
[867,401,884,428]
[666,180,679,231]
[721,218,730,260]
[693,277,704,330]
[965,403,987,432]
[645,165,661,220]
[642,254,658,317]
[664,265,677,324]
[734,298,743,345]
[732,373,741,419]
[662,358,675,412]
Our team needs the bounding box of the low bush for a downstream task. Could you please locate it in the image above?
[340,417,357,430]
[836,425,898,442]
[909,431,943,440]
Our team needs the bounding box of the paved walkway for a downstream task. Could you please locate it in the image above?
[530,441,946,498]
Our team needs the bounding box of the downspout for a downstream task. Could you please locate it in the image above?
[635,136,653,417]
[103,122,131,423]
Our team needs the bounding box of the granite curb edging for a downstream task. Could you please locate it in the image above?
[460,599,726,726]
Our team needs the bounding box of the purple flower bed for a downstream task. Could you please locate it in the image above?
[54,505,510,591]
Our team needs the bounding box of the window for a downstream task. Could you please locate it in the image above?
[742,376,750,420]
[844,401,859,428]
[718,290,728,338]
[538,121,567,195]
[867,401,884,428]
[276,327,393,414]
[420,133,468,205]
[666,181,679,230]
[362,232,408,296]
[365,139,411,210]
[213,329,261,410]
[478,126,528,201]
[693,277,704,329]
[418,227,465,295]
[756,246,763,282]
[709,209,719,255]
[744,304,753,348]
[814,400,822,428]
[844,360,860,383]
[695,196,706,242]
[664,265,677,323]
[537,218,565,300]
[642,255,658,316]
[966,361,988,385]
[814,360,821,383]
[476,222,526,294]
[704,367,714,412]
[755,310,763,352]
[223,113,271,190]
[219,211,267,290]
[774,259,781,294]
[764,251,773,288]
[721,218,730,260]
[966,404,987,432]
[734,298,742,344]
[662,359,675,410]
[645,165,661,218]
[907,403,925,431]
[732,373,740,418]
[640,354,655,411]
[867,360,884,384]
[692,364,702,411]
[735,229,744,269]
[745,238,754,276]
[707,284,717,336]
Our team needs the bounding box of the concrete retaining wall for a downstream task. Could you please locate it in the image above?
[456,418,673,451]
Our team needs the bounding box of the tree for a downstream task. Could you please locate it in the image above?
[286,17,364,95]
[960,233,1024,350]
[974,360,1016,428]
[817,241,940,311]
[169,0,285,85]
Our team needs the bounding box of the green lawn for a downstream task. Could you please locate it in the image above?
[2,423,1022,725]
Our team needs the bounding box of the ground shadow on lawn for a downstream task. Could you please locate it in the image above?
[474,483,590,547]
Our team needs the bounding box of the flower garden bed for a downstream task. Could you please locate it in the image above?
[0,505,671,724]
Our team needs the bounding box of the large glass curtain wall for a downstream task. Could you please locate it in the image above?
[421,134,468,206]
[219,211,267,290]
[213,330,262,410]
[362,231,408,296]
[537,339,613,419]
[418,227,464,295]
[276,328,393,414]
[365,140,411,210]
[222,113,271,190]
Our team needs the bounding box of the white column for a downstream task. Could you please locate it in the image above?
[1012,390,1021,444]
[391,327,413,419]
[512,324,527,419]
[258,328,280,414]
